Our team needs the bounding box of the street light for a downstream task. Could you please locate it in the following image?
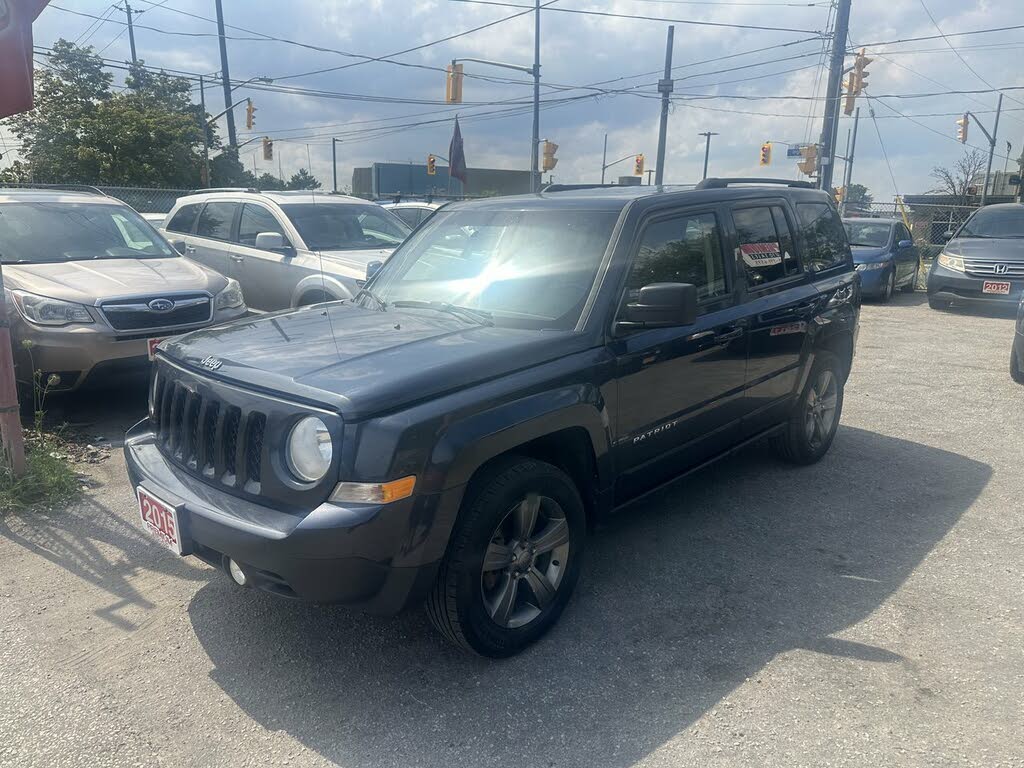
[230,76,273,93]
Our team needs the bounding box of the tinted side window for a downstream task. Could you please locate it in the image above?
[166,203,201,234]
[896,224,912,243]
[734,205,800,288]
[238,204,286,248]
[625,211,728,304]
[797,202,850,273]
[195,202,237,241]
[392,208,421,228]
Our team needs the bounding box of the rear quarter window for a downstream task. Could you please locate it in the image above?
[797,202,851,273]
[166,203,201,234]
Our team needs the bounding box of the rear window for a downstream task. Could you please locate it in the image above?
[195,202,237,241]
[166,203,201,234]
[959,206,1024,238]
[733,205,801,287]
[799,202,851,272]
[281,203,409,250]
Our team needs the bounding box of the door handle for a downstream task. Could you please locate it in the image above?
[714,327,744,345]
[230,254,245,262]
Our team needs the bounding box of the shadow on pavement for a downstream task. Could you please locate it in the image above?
[188,426,990,767]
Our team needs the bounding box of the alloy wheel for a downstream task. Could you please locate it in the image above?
[480,493,571,629]
[804,369,839,452]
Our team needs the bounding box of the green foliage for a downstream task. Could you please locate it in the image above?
[0,434,80,513]
[286,167,322,190]
[845,184,873,206]
[210,149,257,188]
[256,172,286,191]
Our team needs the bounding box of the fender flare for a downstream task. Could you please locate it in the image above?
[290,274,355,307]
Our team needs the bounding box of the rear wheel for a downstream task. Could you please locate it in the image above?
[426,457,585,657]
[773,351,844,465]
[1011,346,1024,384]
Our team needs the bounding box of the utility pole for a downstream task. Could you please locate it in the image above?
[980,92,1003,205]
[818,0,851,190]
[530,0,541,193]
[124,1,137,64]
[698,131,718,180]
[214,0,236,147]
[332,138,338,192]
[654,25,675,186]
[600,133,608,184]
[199,74,210,188]
[840,106,859,215]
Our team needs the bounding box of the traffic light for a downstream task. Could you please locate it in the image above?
[427,154,437,175]
[245,98,256,130]
[844,49,872,115]
[445,63,464,104]
[543,140,559,172]
[634,153,645,176]
[797,144,818,176]
[956,113,969,143]
[262,136,273,161]
[759,142,772,166]
[843,76,857,116]
[834,186,845,204]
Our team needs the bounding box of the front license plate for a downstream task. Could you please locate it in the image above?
[983,280,1011,295]
[148,338,165,360]
[137,486,184,555]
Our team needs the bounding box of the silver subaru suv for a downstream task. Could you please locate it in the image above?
[0,188,247,392]
[161,190,410,311]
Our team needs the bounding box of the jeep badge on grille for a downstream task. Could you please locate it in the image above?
[200,356,223,371]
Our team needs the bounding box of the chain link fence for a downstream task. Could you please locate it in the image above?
[846,200,980,260]
[0,183,191,213]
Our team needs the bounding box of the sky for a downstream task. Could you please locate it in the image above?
[6,0,1024,201]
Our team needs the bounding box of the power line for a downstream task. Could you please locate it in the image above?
[446,0,824,33]
[865,99,903,201]
[626,0,830,6]
[851,24,1024,50]
[74,3,117,45]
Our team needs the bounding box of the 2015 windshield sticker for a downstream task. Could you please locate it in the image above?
[740,242,783,267]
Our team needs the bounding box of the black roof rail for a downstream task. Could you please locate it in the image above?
[0,182,108,196]
[190,187,259,194]
[542,183,621,193]
[695,177,816,190]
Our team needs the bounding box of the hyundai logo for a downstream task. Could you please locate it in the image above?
[148,298,175,312]
[993,264,1009,275]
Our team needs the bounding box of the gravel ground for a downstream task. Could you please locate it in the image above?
[2,292,1022,768]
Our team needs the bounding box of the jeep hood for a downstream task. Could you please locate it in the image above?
[160,303,589,417]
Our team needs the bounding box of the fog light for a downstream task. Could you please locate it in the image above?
[227,558,248,586]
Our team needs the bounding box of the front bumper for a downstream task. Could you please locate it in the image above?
[124,419,460,613]
[927,262,1023,306]
[9,305,247,391]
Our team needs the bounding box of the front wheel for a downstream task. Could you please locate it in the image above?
[879,267,896,303]
[426,457,586,657]
[1011,345,1024,384]
[928,296,950,311]
[773,351,844,465]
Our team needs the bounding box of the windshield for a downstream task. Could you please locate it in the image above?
[0,202,176,264]
[959,206,1024,238]
[281,203,410,250]
[843,220,892,248]
[364,208,620,330]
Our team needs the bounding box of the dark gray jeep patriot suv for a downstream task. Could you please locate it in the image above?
[125,179,860,657]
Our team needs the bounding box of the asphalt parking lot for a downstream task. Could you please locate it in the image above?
[2,292,1022,768]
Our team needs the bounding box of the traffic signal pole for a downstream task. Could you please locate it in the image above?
[699,131,718,180]
[817,0,851,190]
[840,107,859,215]
[654,25,675,187]
[124,1,137,64]
[531,0,541,193]
[332,138,338,193]
[980,93,1003,206]
[214,0,237,147]
[199,74,210,187]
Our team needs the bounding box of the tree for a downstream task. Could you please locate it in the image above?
[930,149,987,204]
[255,172,285,191]
[210,149,256,188]
[845,183,873,207]
[286,167,321,190]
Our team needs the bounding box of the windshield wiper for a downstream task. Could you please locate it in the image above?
[391,300,494,327]
[354,286,387,311]
[848,242,878,247]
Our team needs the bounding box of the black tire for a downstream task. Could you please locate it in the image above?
[928,296,950,311]
[426,456,586,657]
[297,290,332,307]
[901,262,919,293]
[878,267,896,303]
[1011,346,1024,384]
[773,351,844,465]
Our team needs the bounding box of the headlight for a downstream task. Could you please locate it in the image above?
[286,416,333,482]
[215,278,245,311]
[12,291,93,326]
[855,261,887,271]
[937,252,965,272]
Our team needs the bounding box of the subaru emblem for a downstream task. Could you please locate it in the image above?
[200,356,223,371]
[148,298,175,312]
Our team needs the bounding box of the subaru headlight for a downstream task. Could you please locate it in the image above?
[12,291,93,326]
[937,252,965,272]
[855,262,887,271]
[215,278,245,311]
[286,416,333,482]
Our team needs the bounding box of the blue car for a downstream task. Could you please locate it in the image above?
[842,218,920,302]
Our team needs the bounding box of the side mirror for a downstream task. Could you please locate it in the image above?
[255,232,289,252]
[897,239,913,249]
[617,283,698,331]
[942,230,955,241]
[365,260,384,281]
[170,239,187,255]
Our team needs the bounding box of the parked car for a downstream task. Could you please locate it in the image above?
[928,203,1024,310]
[0,189,246,393]
[162,190,411,312]
[140,212,167,226]
[380,200,442,229]
[126,178,859,657]
[1011,297,1024,383]
[842,217,919,301]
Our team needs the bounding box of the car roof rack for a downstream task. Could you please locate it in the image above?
[190,187,259,194]
[695,177,816,190]
[542,183,621,193]
[0,182,108,196]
